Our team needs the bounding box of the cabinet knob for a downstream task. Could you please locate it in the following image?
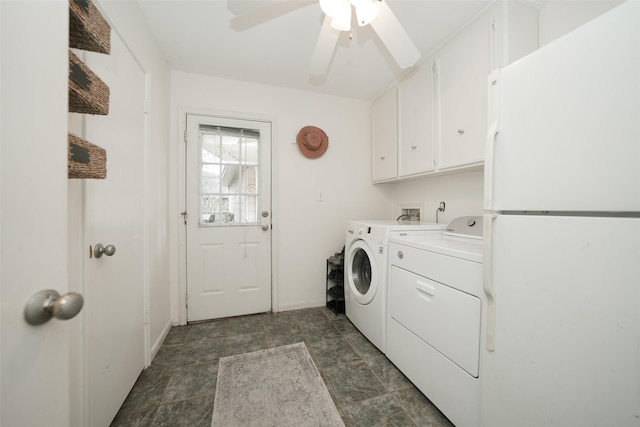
[411,145,417,150]
[380,156,385,160]
[458,129,465,135]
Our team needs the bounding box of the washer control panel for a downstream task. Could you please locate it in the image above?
[445,216,483,239]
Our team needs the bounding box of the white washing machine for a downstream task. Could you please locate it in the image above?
[344,220,446,353]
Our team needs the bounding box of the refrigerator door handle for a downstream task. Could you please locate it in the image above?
[483,213,497,351]
[484,71,500,211]
[484,123,499,210]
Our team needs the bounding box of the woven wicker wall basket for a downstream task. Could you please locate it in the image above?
[69,50,110,115]
[69,0,111,54]
[68,133,107,179]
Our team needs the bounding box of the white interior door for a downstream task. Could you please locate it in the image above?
[1,2,72,425]
[185,115,272,322]
[81,32,146,426]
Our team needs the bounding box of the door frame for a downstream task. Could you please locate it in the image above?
[175,108,279,325]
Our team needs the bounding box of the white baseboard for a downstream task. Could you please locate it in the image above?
[149,319,173,366]
[276,300,326,313]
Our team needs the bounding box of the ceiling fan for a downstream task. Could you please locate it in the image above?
[229,0,421,76]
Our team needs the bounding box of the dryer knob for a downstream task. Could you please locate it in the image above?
[397,251,404,260]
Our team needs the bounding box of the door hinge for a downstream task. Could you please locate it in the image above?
[144,98,150,114]
[185,294,189,309]
[181,211,188,224]
[143,308,149,324]
[184,129,188,143]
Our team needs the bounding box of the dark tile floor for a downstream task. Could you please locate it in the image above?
[111,307,454,427]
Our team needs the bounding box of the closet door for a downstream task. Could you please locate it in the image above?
[82,31,147,426]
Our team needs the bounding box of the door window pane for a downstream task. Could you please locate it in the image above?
[220,135,240,165]
[201,166,220,193]
[198,126,260,226]
[245,138,258,164]
[202,134,220,161]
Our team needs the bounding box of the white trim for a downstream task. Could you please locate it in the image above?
[150,319,173,364]
[143,72,152,368]
[277,301,327,312]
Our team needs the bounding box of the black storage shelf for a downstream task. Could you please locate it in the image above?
[326,254,345,315]
[327,286,344,299]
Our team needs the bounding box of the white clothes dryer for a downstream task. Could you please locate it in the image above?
[386,216,483,427]
[344,220,445,353]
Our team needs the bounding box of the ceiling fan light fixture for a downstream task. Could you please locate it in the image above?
[329,0,351,31]
[351,0,379,26]
[319,0,342,17]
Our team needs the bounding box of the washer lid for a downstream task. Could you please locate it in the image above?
[445,216,483,239]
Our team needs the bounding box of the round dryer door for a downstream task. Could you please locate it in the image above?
[347,240,379,305]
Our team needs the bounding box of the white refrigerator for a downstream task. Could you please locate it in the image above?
[482,2,640,426]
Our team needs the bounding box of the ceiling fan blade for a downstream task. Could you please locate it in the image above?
[369,0,421,69]
[227,1,281,16]
[309,15,341,76]
[230,0,315,31]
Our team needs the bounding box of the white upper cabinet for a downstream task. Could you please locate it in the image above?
[436,11,494,170]
[372,86,397,182]
[371,0,539,183]
[398,61,436,177]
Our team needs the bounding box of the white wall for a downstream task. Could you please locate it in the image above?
[386,170,484,224]
[539,0,624,46]
[170,71,393,317]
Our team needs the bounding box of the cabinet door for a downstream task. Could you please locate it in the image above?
[398,61,436,176]
[437,13,494,169]
[372,87,397,182]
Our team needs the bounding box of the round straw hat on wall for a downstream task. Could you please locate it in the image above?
[297,126,328,159]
